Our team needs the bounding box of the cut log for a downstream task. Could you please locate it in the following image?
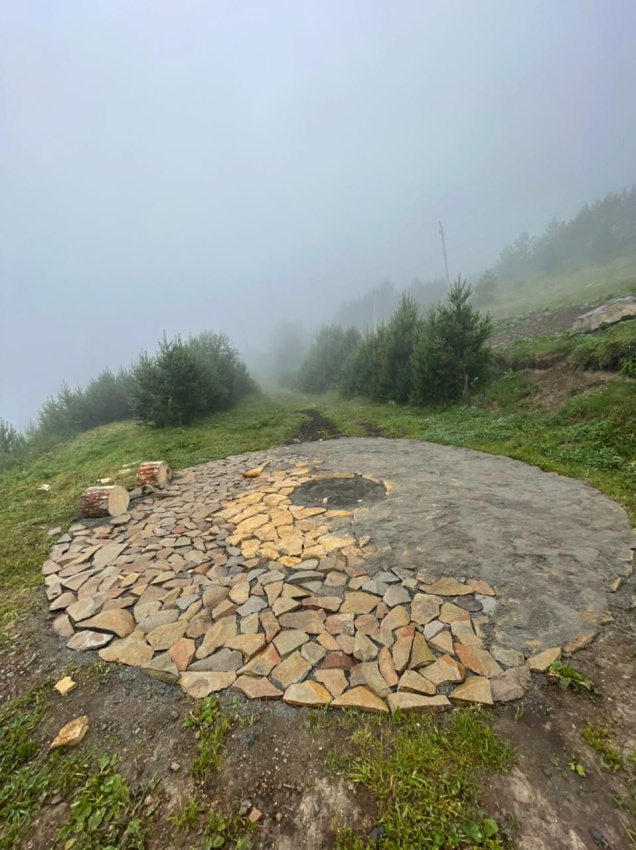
[80,486,129,518]
[135,461,172,489]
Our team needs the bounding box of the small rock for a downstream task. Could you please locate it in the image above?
[54,676,77,696]
[398,669,436,695]
[77,609,135,638]
[325,613,355,636]
[271,651,312,689]
[142,653,179,684]
[170,762,180,772]
[491,667,530,703]
[233,675,283,700]
[409,632,435,668]
[449,676,493,706]
[410,594,442,625]
[178,671,236,698]
[455,646,503,678]
[67,630,114,651]
[421,654,465,686]
[491,646,525,668]
[273,629,309,656]
[526,647,561,673]
[353,632,379,662]
[99,637,154,667]
[387,692,450,714]
[189,647,243,673]
[315,669,348,697]
[50,715,89,749]
[283,680,331,707]
[383,585,410,608]
[332,686,389,714]
[392,625,415,673]
[340,592,379,615]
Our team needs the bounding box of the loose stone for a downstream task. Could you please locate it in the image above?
[387,693,451,714]
[526,647,561,672]
[408,632,435,668]
[77,610,134,638]
[398,669,436,695]
[179,671,237,698]
[410,594,442,625]
[353,632,379,662]
[491,667,530,702]
[455,646,503,678]
[233,675,283,700]
[67,630,113,651]
[331,686,389,714]
[449,676,493,706]
[283,680,331,707]
[340,592,379,615]
[189,648,243,672]
[392,625,415,673]
[421,655,466,686]
[383,585,410,608]
[271,651,312,689]
[99,637,154,667]
[315,669,348,697]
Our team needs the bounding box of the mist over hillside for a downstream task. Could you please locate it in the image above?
[2,1,636,426]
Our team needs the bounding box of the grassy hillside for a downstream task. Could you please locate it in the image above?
[489,251,636,319]
[2,377,635,641]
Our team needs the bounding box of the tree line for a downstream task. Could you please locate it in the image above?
[0,331,255,455]
[492,186,636,285]
[298,279,492,405]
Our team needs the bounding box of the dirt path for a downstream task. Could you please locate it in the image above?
[286,409,343,443]
[490,304,594,346]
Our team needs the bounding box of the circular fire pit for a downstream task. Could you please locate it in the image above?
[289,474,386,508]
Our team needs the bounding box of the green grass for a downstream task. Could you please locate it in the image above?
[581,721,623,773]
[333,708,516,849]
[58,754,153,850]
[182,697,233,778]
[487,252,636,319]
[0,678,159,850]
[497,320,636,375]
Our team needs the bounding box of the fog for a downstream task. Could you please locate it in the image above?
[2,0,635,426]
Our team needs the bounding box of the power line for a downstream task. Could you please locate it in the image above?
[438,221,450,288]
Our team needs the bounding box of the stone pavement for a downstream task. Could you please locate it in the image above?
[43,439,634,713]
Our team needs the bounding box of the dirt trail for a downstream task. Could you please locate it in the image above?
[286,409,343,443]
[490,304,594,346]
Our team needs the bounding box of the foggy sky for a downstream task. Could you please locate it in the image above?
[2,0,635,426]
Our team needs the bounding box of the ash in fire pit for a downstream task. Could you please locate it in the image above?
[290,474,386,508]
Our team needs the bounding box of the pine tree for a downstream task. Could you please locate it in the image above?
[378,294,422,402]
[411,277,492,405]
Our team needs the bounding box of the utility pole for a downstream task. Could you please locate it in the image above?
[438,221,450,288]
[372,292,377,335]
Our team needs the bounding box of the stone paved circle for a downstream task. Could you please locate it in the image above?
[43,438,633,713]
